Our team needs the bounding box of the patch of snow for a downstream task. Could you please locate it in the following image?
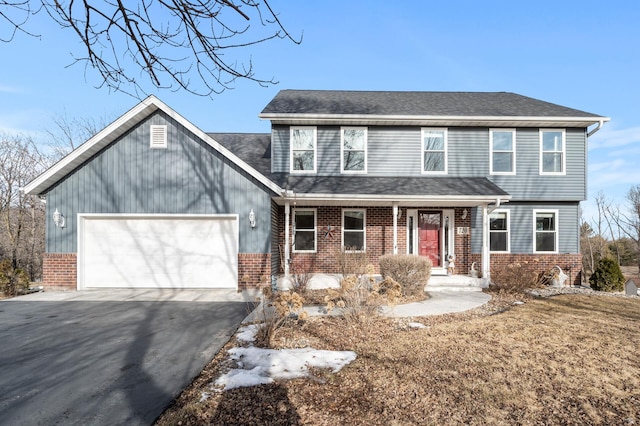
[236,324,262,343]
[512,300,525,305]
[199,391,210,403]
[408,322,426,329]
[215,346,357,391]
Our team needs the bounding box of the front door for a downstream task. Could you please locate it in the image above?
[418,211,442,267]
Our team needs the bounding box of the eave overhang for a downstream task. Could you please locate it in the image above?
[259,113,611,128]
[273,193,511,207]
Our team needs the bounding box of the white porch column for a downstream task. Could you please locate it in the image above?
[392,203,398,255]
[284,201,290,281]
[481,204,491,282]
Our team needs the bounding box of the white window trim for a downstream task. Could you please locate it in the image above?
[539,129,566,176]
[292,208,317,253]
[342,208,366,252]
[150,125,168,149]
[340,127,368,174]
[290,126,317,174]
[533,209,559,253]
[489,209,510,253]
[421,128,448,175]
[489,129,516,175]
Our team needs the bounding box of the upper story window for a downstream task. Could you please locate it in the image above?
[489,209,510,253]
[342,209,366,251]
[540,129,565,175]
[293,208,316,252]
[533,210,558,253]
[290,127,317,173]
[421,128,447,174]
[490,129,516,175]
[341,127,367,173]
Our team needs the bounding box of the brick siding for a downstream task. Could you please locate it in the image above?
[42,253,77,290]
[238,253,271,290]
[42,252,271,291]
[469,253,583,286]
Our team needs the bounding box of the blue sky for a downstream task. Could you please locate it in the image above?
[1,1,639,222]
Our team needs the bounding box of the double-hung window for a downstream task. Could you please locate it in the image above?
[489,209,510,252]
[533,210,558,253]
[290,127,317,173]
[490,129,516,175]
[540,130,565,175]
[293,209,316,252]
[341,127,367,173]
[421,128,447,174]
[342,209,365,251]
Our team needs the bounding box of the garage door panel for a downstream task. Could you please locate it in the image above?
[79,216,238,289]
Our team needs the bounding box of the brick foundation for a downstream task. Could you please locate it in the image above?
[470,253,583,286]
[42,253,77,291]
[42,252,272,291]
[238,253,271,290]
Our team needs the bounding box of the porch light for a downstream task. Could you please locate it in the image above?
[462,209,468,219]
[53,208,65,228]
[249,209,256,228]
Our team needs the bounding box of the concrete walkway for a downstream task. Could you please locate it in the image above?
[380,290,491,317]
[298,290,491,319]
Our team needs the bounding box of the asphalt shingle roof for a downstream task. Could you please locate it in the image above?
[261,90,602,118]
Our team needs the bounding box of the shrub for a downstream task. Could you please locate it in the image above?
[589,257,625,292]
[379,254,431,297]
[0,259,30,297]
[332,247,369,276]
[489,261,545,294]
[254,288,307,348]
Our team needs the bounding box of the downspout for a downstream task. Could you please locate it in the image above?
[587,120,605,138]
[392,203,398,255]
[282,190,294,288]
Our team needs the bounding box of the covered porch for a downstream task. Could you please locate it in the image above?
[272,176,511,288]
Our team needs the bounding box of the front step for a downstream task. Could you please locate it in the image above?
[427,274,487,292]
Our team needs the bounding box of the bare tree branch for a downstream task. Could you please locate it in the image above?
[1,1,301,96]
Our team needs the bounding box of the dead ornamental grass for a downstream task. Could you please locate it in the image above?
[156,294,640,426]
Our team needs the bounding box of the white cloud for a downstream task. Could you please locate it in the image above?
[0,85,21,93]
[588,123,640,151]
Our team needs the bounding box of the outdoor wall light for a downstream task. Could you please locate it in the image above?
[461,209,468,220]
[53,208,65,228]
[249,209,256,228]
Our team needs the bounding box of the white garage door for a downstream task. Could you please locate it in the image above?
[78,214,238,289]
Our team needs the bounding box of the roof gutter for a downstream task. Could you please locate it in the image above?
[259,112,609,125]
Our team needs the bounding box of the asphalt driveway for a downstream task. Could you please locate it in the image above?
[0,292,252,425]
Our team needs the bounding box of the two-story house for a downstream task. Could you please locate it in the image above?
[24,90,608,291]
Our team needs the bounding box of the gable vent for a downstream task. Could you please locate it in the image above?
[150,125,168,149]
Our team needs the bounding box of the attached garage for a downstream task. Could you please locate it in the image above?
[77,214,239,289]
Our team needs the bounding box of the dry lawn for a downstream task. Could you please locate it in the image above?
[157,293,640,425]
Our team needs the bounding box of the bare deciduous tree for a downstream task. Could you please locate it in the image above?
[1,1,301,96]
[0,132,49,281]
[46,110,113,158]
[611,185,640,275]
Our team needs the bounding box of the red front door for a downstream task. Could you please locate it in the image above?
[418,211,441,267]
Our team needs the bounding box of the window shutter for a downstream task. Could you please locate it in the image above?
[150,125,168,149]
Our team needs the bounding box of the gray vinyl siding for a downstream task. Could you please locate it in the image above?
[270,200,280,279]
[489,128,587,201]
[271,126,587,202]
[470,202,580,254]
[45,111,274,254]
